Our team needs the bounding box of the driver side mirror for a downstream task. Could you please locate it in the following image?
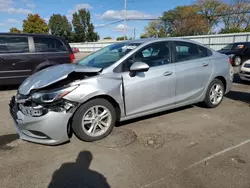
[129,61,149,77]
[130,61,149,72]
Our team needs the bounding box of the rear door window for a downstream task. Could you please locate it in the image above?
[33,37,67,52]
[174,41,200,62]
[0,36,29,53]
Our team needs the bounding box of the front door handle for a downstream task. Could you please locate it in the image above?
[202,63,209,67]
[0,58,4,62]
[163,71,173,76]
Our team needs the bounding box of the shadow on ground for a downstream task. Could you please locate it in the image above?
[0,85,19,91]
[48,151,110,188]
[233,74,250,86]
[0,134,19,151]
[225,90,250,104]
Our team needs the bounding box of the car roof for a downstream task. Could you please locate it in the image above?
[0,32,63,39]
[121,37,213,50]
[120,37,202,44]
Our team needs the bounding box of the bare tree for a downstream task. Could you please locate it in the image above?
[220,0,250,31]
[196,0,225,33]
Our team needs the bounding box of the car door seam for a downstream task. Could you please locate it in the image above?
[121,76,127,117]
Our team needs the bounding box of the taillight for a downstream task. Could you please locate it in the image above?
[69,53,75,63]
[229,57,233,65]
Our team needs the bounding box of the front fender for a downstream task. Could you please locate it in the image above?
[64,74,125,118]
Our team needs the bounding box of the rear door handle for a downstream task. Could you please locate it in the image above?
[0,58,4,62]
[202,63,209,67]
[163,71,173,76]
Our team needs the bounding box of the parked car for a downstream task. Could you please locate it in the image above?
[218,42,250,66]
[0,33,75,86]
[239,59,250,81]
[9,38,234,145]
[72,47,80,53]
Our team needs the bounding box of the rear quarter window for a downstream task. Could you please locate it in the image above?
[0,36,29,53]
[33,37,67,52]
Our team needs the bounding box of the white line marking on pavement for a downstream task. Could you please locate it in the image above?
[187,138,250,169]
[140,177,167,188]
[141,139,250,188]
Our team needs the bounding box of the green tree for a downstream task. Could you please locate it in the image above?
[245,27,250,32]
[140,34,148,39]
[219,27,244,33]
[161,5,208,36]
[23,14,49,34]
[103,36,112,39]
[9,27,22,33]
[87,23,99,41]
[72,11,85,42]
[48,14,72,41]
[141,20,167,38]
[116,36,128,41]
[72,9,99,42]
[78,9,87,41]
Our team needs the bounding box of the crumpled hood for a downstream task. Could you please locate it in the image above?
[18,64,102,95]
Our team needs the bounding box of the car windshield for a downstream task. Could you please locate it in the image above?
[222,43,246,50]
[77,42,141,68]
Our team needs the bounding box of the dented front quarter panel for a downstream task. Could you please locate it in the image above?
[63,73,125,119]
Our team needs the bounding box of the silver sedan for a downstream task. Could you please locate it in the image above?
[9,38,234,145]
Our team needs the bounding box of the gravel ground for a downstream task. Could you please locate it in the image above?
[0,54,250,188]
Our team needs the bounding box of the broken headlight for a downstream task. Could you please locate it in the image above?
[31,85,78,103]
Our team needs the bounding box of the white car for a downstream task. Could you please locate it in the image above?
[239,59,250,81]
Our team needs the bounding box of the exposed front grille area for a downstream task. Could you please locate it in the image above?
[18,104,47,117]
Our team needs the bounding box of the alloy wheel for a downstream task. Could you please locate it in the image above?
[81,105,112,137]
[209,83,223,105]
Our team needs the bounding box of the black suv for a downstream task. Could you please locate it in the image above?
[218,42,250,66]
[0,33,75,86]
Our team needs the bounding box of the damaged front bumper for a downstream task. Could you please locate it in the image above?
[9,95,75,145]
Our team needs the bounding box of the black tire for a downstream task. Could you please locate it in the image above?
[72,98,116,142]
[233,56,242,66]
[203,79,225,108]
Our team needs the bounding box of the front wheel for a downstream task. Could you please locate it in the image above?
[203,79,225,108]
[72,98,116,142]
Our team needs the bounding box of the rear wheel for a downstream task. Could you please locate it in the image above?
[203,79,225,108]
[72,98,116,142]
[233,56,242,66]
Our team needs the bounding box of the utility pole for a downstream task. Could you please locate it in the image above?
[124,0,127,40]
[133,28,136,39]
